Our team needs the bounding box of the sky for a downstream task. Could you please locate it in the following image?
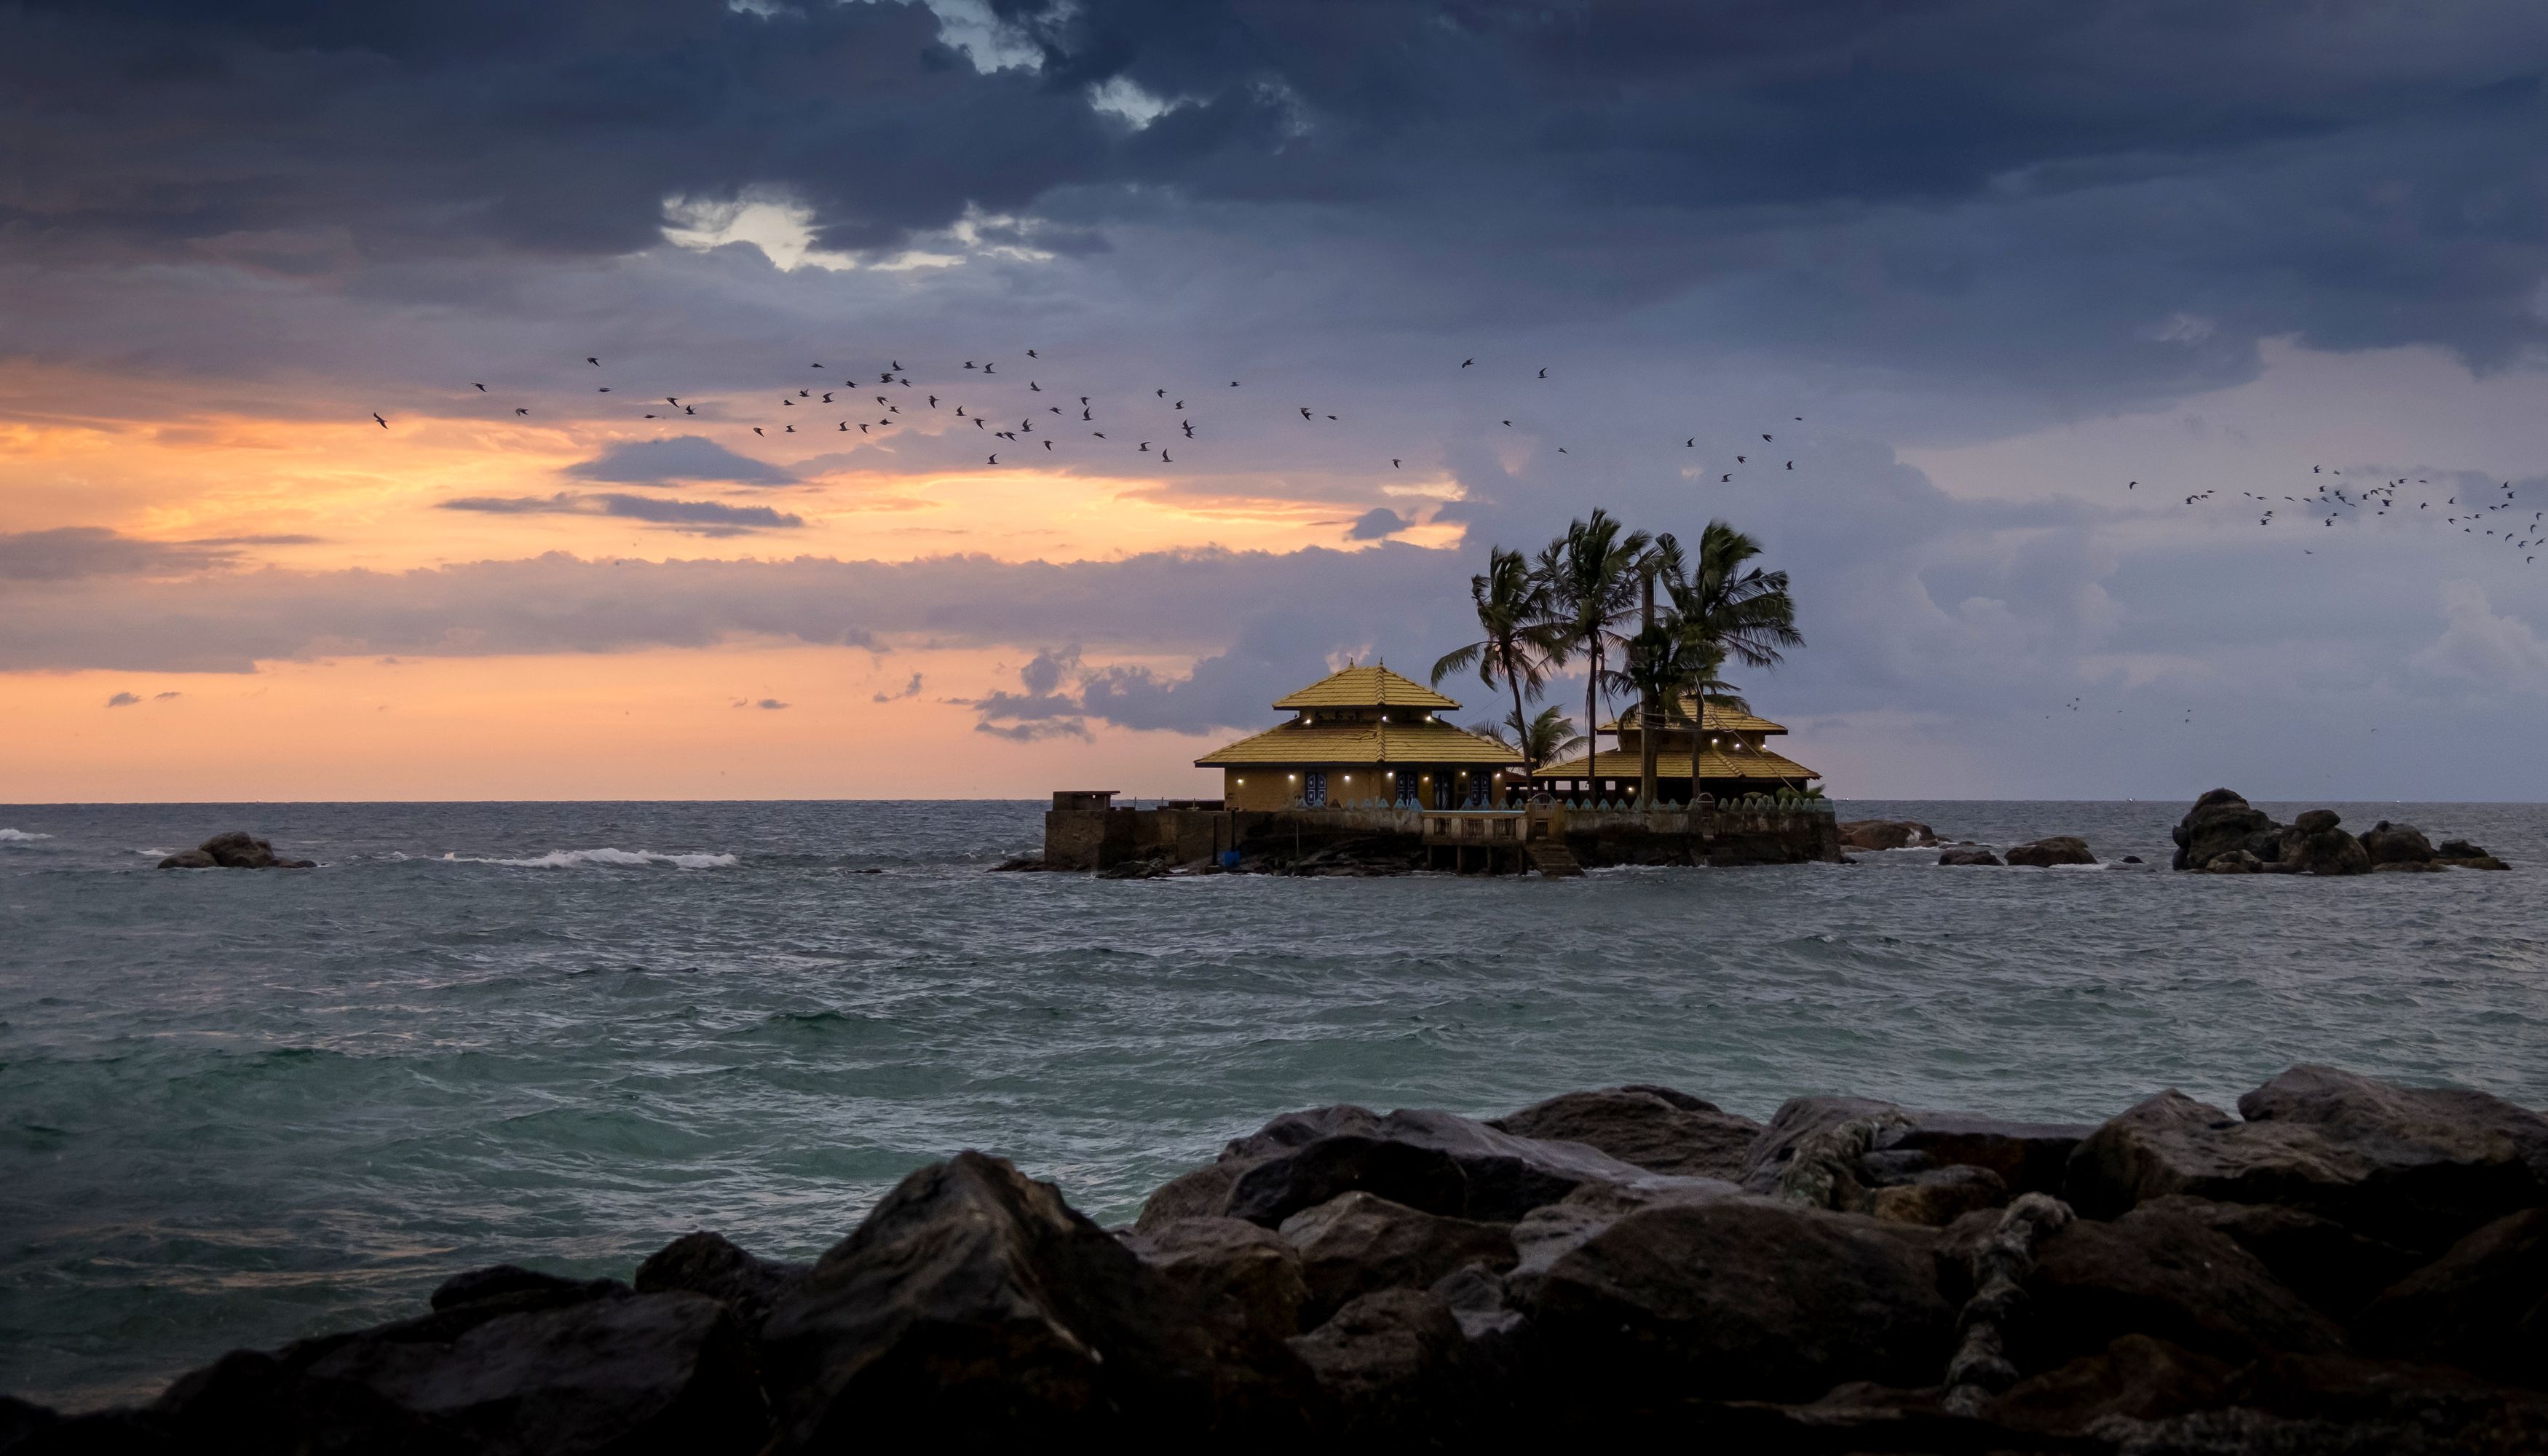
[8,0,2548,802]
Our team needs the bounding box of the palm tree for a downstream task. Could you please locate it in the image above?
[1469,705,1586,784]
[1535,510,1652,799]
[1620,615,1712,804]
[1657,521,1801,795]
[1431,547,1564,773]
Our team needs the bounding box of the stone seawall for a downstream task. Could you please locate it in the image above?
[17,1063,2544,1450]
[1040,802,1841,874]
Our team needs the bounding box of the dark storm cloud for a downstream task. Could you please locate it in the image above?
[439,491,807,534]
[12,0,2548,378]
[1344,507,1411,541]
[0,535,1471,679]
[0,527,240,581]
[561,437,799,486]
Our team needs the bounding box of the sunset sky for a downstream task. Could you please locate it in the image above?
[9,1,2548,800]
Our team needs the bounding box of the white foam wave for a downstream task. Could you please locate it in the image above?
[0,828,53,844]
[431,847,739,870]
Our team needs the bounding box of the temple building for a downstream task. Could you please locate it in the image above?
[1532,696,1819,803]
[1197,664,1524,811]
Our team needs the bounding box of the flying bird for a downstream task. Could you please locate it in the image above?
[1393,459,1401,467]
[1461,358,1473,368]
[514,408,529,416]
[587,357,599,366]
[1538,368,1546,379]
[372,413,387,428]
[753,427,764,436]
[1026,349,1038,358]
[989,454,999,464]
[472,383,486,392]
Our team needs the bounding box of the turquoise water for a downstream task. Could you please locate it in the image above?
[2,798,2544,1409]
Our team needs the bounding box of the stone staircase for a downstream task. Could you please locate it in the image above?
[1526,841,1584,878]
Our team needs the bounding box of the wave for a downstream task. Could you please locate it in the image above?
[424,847,739,870]
[0,828,52,844]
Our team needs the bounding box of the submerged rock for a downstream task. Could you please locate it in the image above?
[2203,849,2266,874]
[1937,846,2001,866]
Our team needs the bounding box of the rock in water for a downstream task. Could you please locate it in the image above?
[2203,849,2266,874]
[756,1151,1312,1446]
[1504,1197,1955,1405]
[159,831,316,869]
[2274,810,2372,875]
[2172,788,2279,871]
[2006,836,2096,868]
[1278,1192,1517,1325]
[2358,820,2438,866]
[1836,819,1936,850]
[1487,1086,1762,1180]
[1937,846,2001,866]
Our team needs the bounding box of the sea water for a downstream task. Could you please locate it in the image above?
[3,797,2544,1408]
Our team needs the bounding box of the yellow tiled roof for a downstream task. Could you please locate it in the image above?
[1197,718,1523,768]
[1534,745,1819,782]
[1597,699,1787,735]
[1270,664,1461,711]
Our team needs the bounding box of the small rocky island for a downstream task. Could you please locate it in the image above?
[2172,789,2509,874]
[156,832,314,870]
[8,1064,2541,1452]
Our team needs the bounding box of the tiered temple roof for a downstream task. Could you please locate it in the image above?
[1196,664,1521,769]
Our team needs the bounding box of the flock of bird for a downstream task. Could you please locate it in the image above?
[373,349,2537,570]
[372,351,1806,488]
[2137,469,2539,565]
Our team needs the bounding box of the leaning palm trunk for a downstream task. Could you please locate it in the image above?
[1637,575,1660,807]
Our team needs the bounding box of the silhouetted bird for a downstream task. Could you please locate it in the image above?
[515,408,529,416]
[587,357,598,366]
[472,383,486,392]
[373,413,387,428]
[1461,358,1473,368]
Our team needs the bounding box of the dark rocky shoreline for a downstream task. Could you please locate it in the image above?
[8,1064,2542,1452]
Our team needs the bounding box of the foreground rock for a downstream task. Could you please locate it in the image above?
[1937,846,2001,866]
[15,1064,2547,1449]
[157,831,316,870]
[1836,818,1937,850]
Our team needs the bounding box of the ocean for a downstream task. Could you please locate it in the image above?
[2,797,2543,1409]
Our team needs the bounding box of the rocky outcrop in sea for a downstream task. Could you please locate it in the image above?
[2173,790,2509,874]
[155,832,315,870]
[7,1064,2542,1452]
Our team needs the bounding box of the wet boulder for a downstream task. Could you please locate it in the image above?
[635,1232,808,1332]
[2275,810,2372,875]
[2358,821,2438,865]
[757,1152,1312,1447]
[2005,836,2097,868]
[135,1286,766,1455]
[1487,1085,1762,1181]
[1936,846,2001,866]
[2354,1207,2548,1388]
[2022,1202,2345,1366]
[1123,1216,1308,1343]
[1857,1163,2007,1226]
[1505,1196,1955,1404]
[2066,1069,2548,1252]
[1278,1192,1516,1325]
[1837,819,1937,850]
[1741,1096,2087,1200]
[155,849,218,869]
[2203,849,2266,874]
[2135,1195,2422,1318]
[1222,1107,1662,1226]
[2172,788,2279,871]
[1287,1288,1498,1441]
[1986,1334,2236,1438]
